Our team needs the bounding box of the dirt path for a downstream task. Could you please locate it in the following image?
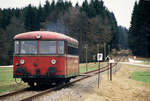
[83,64,150,101]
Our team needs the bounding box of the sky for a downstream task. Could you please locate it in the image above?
[0,0,137,29]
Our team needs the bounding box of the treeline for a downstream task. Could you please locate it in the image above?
[129,0,150,57]
[118,26,128,49]
[0,0,118,65]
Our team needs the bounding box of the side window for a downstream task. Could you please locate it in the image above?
[58,41,64,54]
[14,41,19,54]
[68,46,78,55]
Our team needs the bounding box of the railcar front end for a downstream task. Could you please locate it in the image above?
[13,31,79,87]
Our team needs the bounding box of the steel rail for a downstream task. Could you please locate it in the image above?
[20,56,124,101]
[0,55,125,101]
[0,64,109,101]
[0,88,28,98]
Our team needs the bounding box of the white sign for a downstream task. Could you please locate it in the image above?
[109,59,115,63]
[97,53,103,61]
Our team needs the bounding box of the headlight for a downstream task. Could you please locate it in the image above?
[51,59,56,64]
[36,34,41,39]
[20,59,25,64]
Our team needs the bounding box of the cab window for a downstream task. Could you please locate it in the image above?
[39,41,56,54]
[58,41,64,54]
[20,41,37,54]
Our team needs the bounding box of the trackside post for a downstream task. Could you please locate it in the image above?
[97,44,103,88]
[109,59,114,81]
[110,63,112,81]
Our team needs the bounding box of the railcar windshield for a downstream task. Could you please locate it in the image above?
[14,40,65,55]
[20,41,37,54]
[39,41,56,54]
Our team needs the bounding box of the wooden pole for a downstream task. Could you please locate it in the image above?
[104,43,106,60]
[98,61,100,88]
[85,44,88,72]
[107,62,109,80]
[97,44,100,88]
[110,63,112,81]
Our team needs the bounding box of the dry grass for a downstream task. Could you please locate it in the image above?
[83,64,150,101]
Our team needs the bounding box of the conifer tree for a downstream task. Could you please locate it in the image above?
[24,4,40,31]
[129,0,150,57]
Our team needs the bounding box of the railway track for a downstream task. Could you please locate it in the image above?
[20,66,115,101]
[0,55,125,101]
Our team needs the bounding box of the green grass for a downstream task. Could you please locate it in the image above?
[131,71,150,84]
[79,62,106,73]
[0,67,14,84]
[143,62,150,65]
[0,67,26,93]
[0,62,106,94]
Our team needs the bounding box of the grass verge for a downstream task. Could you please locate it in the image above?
[0,67,27,94]
[0,62,106,94]
[79,62,107,73]
[131,71,150,84]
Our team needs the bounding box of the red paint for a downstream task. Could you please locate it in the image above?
[14,56,66,75]
[14,31,78,45]
[66,56,79,75]
[13,55,79,77]
[13,31,79,79]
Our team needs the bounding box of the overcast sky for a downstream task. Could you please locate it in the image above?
[0,0,137,28]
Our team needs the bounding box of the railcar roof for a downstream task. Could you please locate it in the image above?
[14,31,78,44]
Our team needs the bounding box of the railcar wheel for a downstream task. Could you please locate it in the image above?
[28,82,34,87]
[65,78,70,84]
[55,80,63,85]
[36,82,44,87]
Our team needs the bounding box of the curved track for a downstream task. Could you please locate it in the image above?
[0,55,126,101]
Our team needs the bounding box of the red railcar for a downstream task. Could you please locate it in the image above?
[13,31,79,87]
